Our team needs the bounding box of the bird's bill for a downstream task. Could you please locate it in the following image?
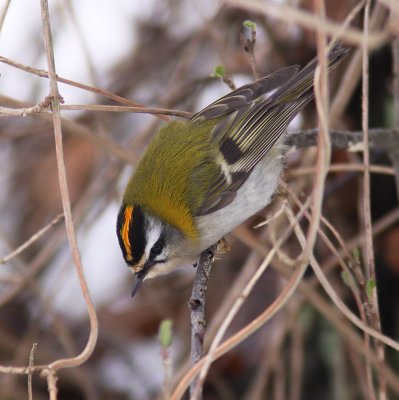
[131,272,144,297]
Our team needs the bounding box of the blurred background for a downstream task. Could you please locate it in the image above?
[0,0,398,399]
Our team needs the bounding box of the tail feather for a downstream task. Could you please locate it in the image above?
[269,43,348,103]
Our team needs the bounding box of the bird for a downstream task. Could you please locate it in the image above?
[116,43,348,297]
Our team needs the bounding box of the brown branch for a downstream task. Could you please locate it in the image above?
[0,102,192,118]
[189,198,311,399]
[285,127,399,150]
[0,0,11,33]
[362,3,387,398]
[289,163,395,177]
[390,28,399,200]
[329,3,387,123]
[189,243,218,400]
[286,185,377,399]
[28,343,37,400]
[172,205,399,398]
[0,213,64,265]
[0,55,171,122]
[233,221,399,394]
[0,95,138,164]
[39,0,98,376]
[60,104,191,118]
[224,0,389,49]
[240,21,258,79]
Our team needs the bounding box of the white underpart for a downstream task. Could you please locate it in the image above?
[143,147,284,280]
[197,148,283,250]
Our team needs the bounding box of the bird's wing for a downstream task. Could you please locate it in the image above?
[192,44,347,216]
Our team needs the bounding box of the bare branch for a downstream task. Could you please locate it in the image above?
[285,127,399,150]
[0,0,11,34]
[0,55,171,122]
[39,0,98,375]
[224,0,389,49]
[28,343,37,400]
[390,23,399,199]
[361,3,387,398]
[0,103,192,118]
[188,198,311,400]
[189,244,218,400]
[330,3,387,123]
[0,214,64,265]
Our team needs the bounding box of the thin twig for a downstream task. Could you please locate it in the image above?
[286,127,399,150]
[321,206,399,274]
[285,185,377,400]
[289,316,304,400]
[0,214,64,265]
[362,2,387,398]
[189,243,218,399]
[61,104,192,118]
[289,163,395,177]
[28,342,37,400]
[244,304,299,400]
[172,209,399,399]
[240,21,258,79]
[0,55,171,122]
[42,368,58,400]
[330,2,387,123]
[0,364,44,375]
[305,245,399,353]
[39,0,98,375]
[283,205,399,388]
[0,103,192,118]
[233,225,399,394]
[188,198,311,400]
[63,0,98,86]
[390,22,399,199]
[223,0,389,49]
[0,0,11,34]
[0,95,138,165]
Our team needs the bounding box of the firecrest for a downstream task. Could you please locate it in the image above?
[116,44,347,296]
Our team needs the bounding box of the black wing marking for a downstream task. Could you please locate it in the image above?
[194,44,348,216]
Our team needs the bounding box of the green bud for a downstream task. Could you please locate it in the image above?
[159,319,173,349]
[341,270,355,288]
[352,247,361,264]
[243,20,257,31]
[211,65,226,79]
[366,279,376,301]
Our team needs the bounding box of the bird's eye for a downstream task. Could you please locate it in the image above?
[150,241,163,259]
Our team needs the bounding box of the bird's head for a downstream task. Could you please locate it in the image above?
[116,204,196,296]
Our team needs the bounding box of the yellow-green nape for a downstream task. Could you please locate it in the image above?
[143,197,199,240]
[122,119,219,240]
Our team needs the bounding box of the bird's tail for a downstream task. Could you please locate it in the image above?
[269,43,348,104]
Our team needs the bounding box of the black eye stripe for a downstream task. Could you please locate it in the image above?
[149,237,164,260]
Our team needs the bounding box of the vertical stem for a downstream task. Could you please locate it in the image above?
[361,1,386,398]
[390,34,399,200]
[189,244,217,399]
[0,0,11,34]
[40,0,98,372]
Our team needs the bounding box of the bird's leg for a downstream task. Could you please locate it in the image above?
[216,237,230,254]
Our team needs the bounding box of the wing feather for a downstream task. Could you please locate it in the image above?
[194,44,348,216]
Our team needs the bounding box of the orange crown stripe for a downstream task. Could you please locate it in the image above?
[121,206,133,261]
